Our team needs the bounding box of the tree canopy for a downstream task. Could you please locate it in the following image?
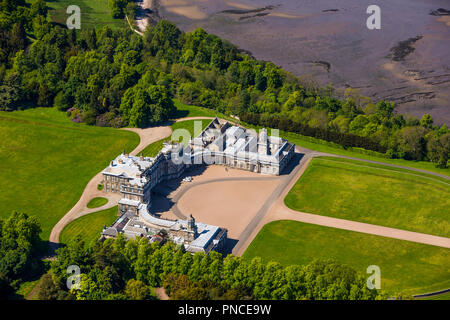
[39,235,389,300]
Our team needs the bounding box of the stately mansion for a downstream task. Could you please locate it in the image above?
[100,118,295,253]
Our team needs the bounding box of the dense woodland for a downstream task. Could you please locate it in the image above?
[38,234,389,300]
[0,0,448,166]
[0,211,393,300]
[0,212,43,298]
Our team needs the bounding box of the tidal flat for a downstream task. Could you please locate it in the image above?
[154,0,450,124]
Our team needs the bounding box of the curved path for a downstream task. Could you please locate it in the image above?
[122,125,172,156]
[49,117,214,246]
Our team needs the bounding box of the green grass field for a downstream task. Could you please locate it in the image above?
[87,197,108,208]
[47,0,126,29]
[243,220,450,295]
[60,206,118,245]
[0,108,138,239]
[141,119,210,157]
[284,157,450,237]
[172,100,222,119]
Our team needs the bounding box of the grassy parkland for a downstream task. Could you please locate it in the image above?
[243,220,450,295]
[47,0,126,30]
[284,157,450,237]
[60,206,118,246]
[0,108,138,239]
[87,197,108,209]
[172,99,226,119]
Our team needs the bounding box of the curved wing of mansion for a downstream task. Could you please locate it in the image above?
[100,118,295,254]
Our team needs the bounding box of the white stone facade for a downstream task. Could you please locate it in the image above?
[99,118,295,253]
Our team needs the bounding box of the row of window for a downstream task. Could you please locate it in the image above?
[105,175,124,183]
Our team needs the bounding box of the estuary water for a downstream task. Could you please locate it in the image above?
[156,0,450,124]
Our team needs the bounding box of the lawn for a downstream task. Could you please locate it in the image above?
[0,108,138,240]
[87,197,108,208]
[243,220,450,295]
[47,0,126,29]
[172,100,219,119]
[141,119,210,157]
[284,157,450,237]
[60,206,118,246]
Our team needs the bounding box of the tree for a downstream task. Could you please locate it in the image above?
[144,20,183,60]
[341,98,361,118]
[253,261,280,299]
[427,132,450,168]
[10,22,27,53]
[50,236,89,286]
[30,0,47,17]
[108,0,129,19]
[395,126,428,160]
[32,15,51,40]
[37,273,74,300]
[375,100,394,118]
[264,62,283,90]
[37,84,52,107]
[0,84,19,110]
[0,275,14,299]
[134,239,154,284]
[125,279,152,300]
[222,255,241,288]
[187,252,205,282]
[349,115,369,134]
[72,273,105,300]
[0,211,42,287]
[120,85,175,128]
[301,259,379,300]
[420,113,434,129]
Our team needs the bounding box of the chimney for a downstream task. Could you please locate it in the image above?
[188,214,197,236]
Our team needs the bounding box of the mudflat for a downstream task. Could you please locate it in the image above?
[153,0,450,124]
